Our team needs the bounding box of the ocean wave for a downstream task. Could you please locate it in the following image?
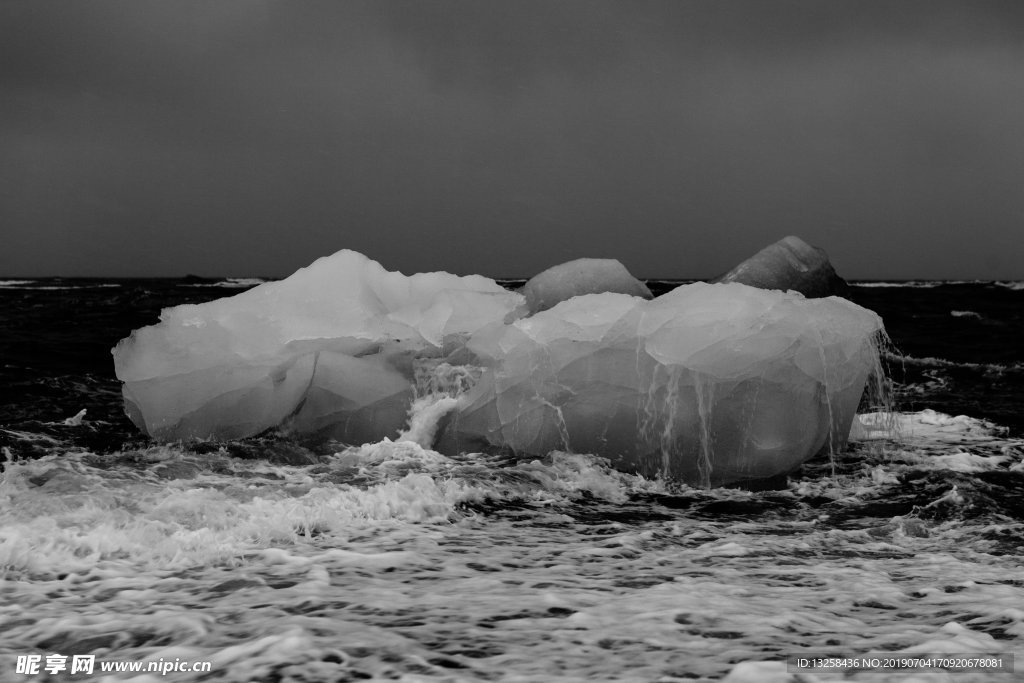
[852,408,1010,441]
[0,442,659,577]
[5,275,1022,681]
[643,279,699,286]
[2,427,1021,682]
[883,351,1024,374]
[2,408,1016,577]
[854,281,941,288]
[2,406,1023,681]
[852,280,994,288]
[0,281,121,290]
[181,277,268,288]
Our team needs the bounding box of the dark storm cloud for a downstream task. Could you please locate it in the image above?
[366,1,1024,83]
[2,1,1023,278]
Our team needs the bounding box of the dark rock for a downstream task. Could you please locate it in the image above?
[710,236,851,298]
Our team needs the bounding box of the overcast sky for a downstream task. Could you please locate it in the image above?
[2,1,1023,279]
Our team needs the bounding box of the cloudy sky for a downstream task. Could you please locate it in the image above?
[2,0,1023,279]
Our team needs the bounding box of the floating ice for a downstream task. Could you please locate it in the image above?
[520,257,652,313]
[115,249,884,486]
[113,250,522,441]
[61,409,86,426]
[442,282,883,485]
[712,235,851,298]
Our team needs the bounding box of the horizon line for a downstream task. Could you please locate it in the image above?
[3,275,1023,283]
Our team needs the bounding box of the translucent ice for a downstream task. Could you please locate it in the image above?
[520,257,652,313]
[113,250,522,441]
[440,282,883,486]
[115,249,884,487]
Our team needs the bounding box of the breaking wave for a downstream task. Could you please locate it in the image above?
[1,404,1022,681]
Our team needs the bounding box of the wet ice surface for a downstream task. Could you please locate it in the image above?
[1,412,1023,682]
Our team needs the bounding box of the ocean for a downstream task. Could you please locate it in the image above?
[1,277,1022,682]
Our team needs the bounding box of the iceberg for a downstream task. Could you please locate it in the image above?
[113,250,522,441]
[520,257,652,313]
[439,283,883,486]
[113,247,884,486]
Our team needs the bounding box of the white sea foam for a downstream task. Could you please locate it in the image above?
[853,281,943,288]
[851,408,1024,450]
[851,410,1024,478]
[883,351,1024,374]
[853,280,1001,289]
[396,396,459,447]
[221,277,267,287]
[855,279,1024,291]
[1,408,1021,681]
[181,278,268,288]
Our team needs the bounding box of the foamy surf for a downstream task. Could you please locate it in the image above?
[1,407,1021,681]
[180,278,269,288]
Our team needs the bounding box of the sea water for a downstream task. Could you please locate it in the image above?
[1,278,1022,682]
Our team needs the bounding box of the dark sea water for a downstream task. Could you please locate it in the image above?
[1,277,1022,682]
